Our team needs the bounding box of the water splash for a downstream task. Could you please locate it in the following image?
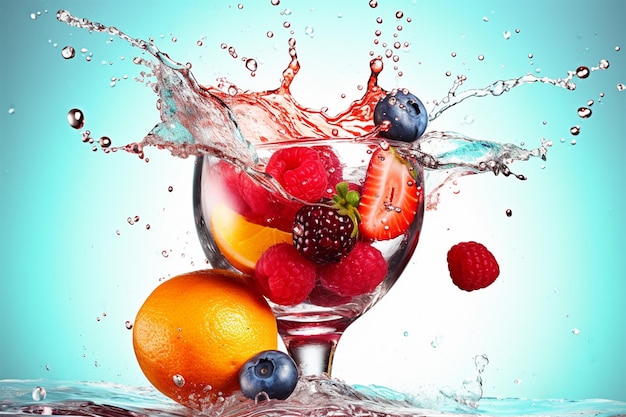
[56,8,576,196]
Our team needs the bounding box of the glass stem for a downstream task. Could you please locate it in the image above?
[283,335,342,377]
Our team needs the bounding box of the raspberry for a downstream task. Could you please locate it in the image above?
[254,243,316,305]
[209,160,251,215]
[312,146,344,199]
[265,147,328,202]
[318,242,388,297]
[447,241,500,291]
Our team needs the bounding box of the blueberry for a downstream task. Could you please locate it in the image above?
[373,89,428,142]
[238,350,298,400]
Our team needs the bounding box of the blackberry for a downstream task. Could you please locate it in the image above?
[292,182,361,264]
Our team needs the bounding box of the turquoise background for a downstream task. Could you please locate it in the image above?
[1,0,625,402]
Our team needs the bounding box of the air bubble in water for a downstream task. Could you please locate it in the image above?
[395,11,404,19]
[125,320,133,329]
[617,83,625,92]
[67,108,85,129]
[576,66,590,79]
[478,54,485,61]
[266,31,274,38]
[8,107,15,114]
[503,31,511,40]
[271,0,280,5]
[598,59,609,70]
[570,126,581,135]
[32,386,46,401]
[572,328,580,335]
[577,107,592,119]
[304,25,314,36]
[61,45,75,59]
[369,0,378,7]
[506,209,513,217]
[173,374,185,387]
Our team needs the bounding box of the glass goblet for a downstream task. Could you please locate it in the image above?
[193,138,424,377]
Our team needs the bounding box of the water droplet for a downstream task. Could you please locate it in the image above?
[168,185,174,192]
[506,208,512,217]
[173,374,185,387]
[395,11,404,19]
[503,31,511,40]
[99,136,112,148]
[478,54,485,61]
[587,99,594,106]
[577,107,592,119]
[67,108,85,129]
[598,59,610,70]
[369,0,378,7]
[576,66,590,79]
[528,53,534,59]
[61,45,75,59]
[617,83,625,92]
[514,378,522,385]
[482,16,489,22]
[271,0,280,5]
[572,328,580,335]
[376,17,383,24]
[445,70,452,77]
[237,3,244,9]
[474,354,489,373]
[266,31,274,38]
[162,250,169,258]
[463,115,474,124]
[8,107,15,115]
[615,45,621,52]
[403,331,409,337]
[32,386,46,401]
[570,126,581,136]
[145,224,151,230]
[304,25,314,36]
[515,28,521,33]
[125,320,133,330]
[245,58,257,72]
[571,139,577,145]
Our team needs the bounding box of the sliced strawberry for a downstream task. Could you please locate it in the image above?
[359,146,421,240]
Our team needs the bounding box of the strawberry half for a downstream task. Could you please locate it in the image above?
[359,146,421,240]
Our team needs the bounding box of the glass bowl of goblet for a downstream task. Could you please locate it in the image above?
[193,137,424,377]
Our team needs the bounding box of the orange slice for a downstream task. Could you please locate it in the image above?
[210,203,293,274]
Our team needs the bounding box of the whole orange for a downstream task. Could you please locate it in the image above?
[132,269,278,409]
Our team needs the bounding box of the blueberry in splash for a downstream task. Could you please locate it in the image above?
[374,88,428,142]
[239,350,298,400]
